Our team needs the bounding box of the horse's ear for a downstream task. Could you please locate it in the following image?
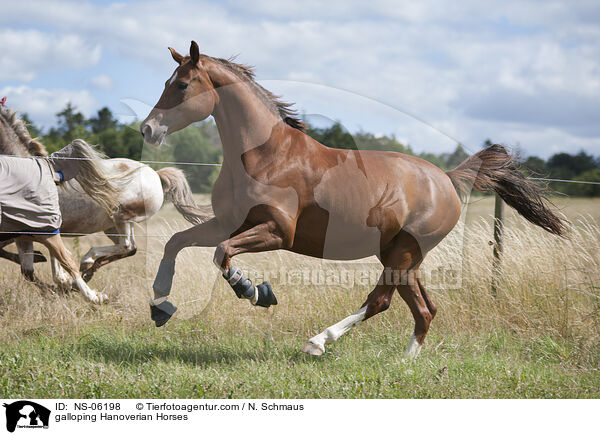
[168,47,184,65]
[190,41,200,66]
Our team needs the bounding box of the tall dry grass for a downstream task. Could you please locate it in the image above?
[0,196,598,365]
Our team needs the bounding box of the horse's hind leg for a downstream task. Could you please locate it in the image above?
[38,234,107,304]
[80,222,136,281]
[396,275,433,360]
[16,240,35,281]
[301,276,396,356]
[418,277,437,320]
[302,231,432,358]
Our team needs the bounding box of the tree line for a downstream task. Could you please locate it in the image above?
[22,103,600,196]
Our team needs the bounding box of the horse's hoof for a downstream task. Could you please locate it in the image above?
[301,341,324,356]
[150,300,177,327]
[255,281,278,308]
[88,293,107,305]
[22,269,35,282]
[80,263,95,282]
[32,250,46,263]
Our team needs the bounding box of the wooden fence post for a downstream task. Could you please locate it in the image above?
[491,194,504,298]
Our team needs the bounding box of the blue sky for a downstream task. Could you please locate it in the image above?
[1,0,599,158]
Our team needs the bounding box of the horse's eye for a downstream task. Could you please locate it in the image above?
[177,82,189,90]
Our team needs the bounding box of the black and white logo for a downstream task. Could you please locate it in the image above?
[3,401,50,432]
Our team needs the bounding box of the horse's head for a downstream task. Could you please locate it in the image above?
[141,41,218,147]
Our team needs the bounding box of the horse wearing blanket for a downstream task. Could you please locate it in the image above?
[0,140,120,303]
[0,105,210,287]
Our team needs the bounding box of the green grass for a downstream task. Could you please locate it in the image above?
[1,318,598,399]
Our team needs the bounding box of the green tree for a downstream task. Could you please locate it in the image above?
[547,150,597,180]
[20,113,41,139]
[564,168,600,197]
[445,144,469,169]
[169,124,221,192]
[523,156,548,176]
[55,102,87,142]
[309,122,355,150]
[89,107,118,134]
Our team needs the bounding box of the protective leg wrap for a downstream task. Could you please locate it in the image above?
[223,267,278,308]
[150,300,177,327]
[223,266,256,299]
[153,259,175,297]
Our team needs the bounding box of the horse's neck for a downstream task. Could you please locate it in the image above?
[209,65,286,165]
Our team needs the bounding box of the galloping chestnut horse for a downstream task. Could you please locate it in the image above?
[141,41,565,358]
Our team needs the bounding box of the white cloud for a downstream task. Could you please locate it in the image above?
[0,29,101,81]
[90,74,114,91]
[0,1,599,156]
[0,86,97,129]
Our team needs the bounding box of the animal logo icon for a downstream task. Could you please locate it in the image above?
[2,401,50,432]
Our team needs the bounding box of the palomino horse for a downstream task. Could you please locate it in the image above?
[141,42,565,358]
[0,140,122,304]
[0,105,209,286]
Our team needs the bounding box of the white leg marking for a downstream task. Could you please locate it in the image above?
[404,333,422,360]
[302,306,367,355]
[150,296,168,306]
[51,256,73,290]
[81,243,132,265]
[250,286,259,305]
[72,276,108,305]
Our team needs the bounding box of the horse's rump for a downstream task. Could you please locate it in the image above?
[0,156,61,232]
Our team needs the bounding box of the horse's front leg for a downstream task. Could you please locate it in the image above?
[213,221,286,308]
[151,217,229,326]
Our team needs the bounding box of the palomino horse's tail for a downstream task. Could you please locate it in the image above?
[446,144,566,236]
[156,167,213,224]
[67,139,122,216]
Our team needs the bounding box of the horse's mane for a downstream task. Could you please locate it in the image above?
[209,56,306,131]
[0,106,48,156]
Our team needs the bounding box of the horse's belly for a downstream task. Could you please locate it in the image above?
[290,205,384,260]
[58,188,112,234]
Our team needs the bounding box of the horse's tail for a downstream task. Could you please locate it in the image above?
[156,167,213,224]
[67,139,122,216]
[445,144,566,236]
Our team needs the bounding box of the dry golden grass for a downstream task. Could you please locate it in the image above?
[0,195,598,398]
[1,196,599,342]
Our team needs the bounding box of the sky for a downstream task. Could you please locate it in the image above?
[0,0,599,158]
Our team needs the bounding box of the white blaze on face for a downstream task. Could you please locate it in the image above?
[168,71,178,86]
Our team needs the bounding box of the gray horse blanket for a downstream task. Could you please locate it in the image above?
[0,156,61,233]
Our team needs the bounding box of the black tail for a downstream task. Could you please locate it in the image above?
[446,144,566,236]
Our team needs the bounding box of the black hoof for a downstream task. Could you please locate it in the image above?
[21,269,35,282]
[81,269,94,283]
[255,281,278,308]
[32,250,47,263]
[150,300,177,327]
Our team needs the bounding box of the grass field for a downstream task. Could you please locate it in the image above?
[0,196,598,398]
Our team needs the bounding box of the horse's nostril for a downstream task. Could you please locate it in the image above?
[141,124,152,139]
